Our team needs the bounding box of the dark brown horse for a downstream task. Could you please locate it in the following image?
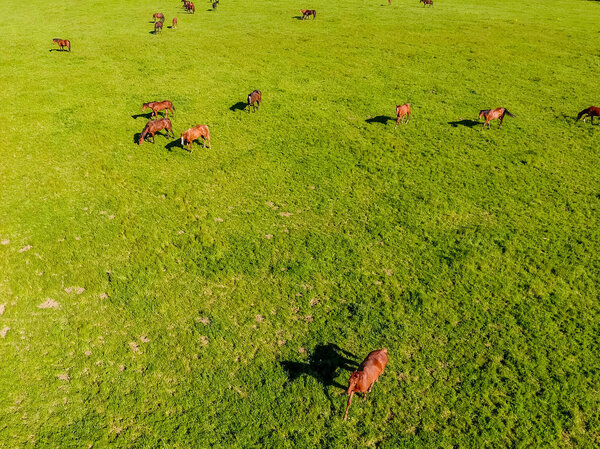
[181,124,211,151]
[138,118,174,145]
[172,17,178,29]
[395,103,411,127]
[154,21,163,33]
[247,90,262,112]
[52,38,70,52]
[212,0,219,10]
[142,101,175,118]
[343,348,388,420]
[185,1,195,13]
[479,107,515,129]
[420,0,433,6]
[576,106,600,124]
[301,9,316,19]
[153,13,164,22]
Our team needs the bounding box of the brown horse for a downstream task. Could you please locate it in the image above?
[395,103,411,127]
[181,125,211,151]
[479,107,515,129]
[138,118,174,145]
[153,13,164,22]
[247,90,262,112]
[154,21,163,33]
[52,38,70,52]
[576,106,600,124]
[172,17,178,29]
[185,1,195,13]
[343,348,388,420]
[212,0,219,10]
[142,101,175,118]
[420,0,433,6]
[301,9,317,19]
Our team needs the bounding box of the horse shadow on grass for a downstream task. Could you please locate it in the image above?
[448,119,480,128]
[131,113,154,120]
[292,15,304,20]
[281,343,359,404]
[49,49,69,52]
[365,115,395,125]
[229,101,247,112]
[165,139,187,152]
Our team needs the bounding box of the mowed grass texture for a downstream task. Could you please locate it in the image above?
[0,0,599,446]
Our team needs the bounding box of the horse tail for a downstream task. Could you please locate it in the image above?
[503,109,515,118]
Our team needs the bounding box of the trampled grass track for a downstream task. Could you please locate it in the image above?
[0,0,599,446]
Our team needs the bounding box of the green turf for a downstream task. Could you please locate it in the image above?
[1,0,599,446]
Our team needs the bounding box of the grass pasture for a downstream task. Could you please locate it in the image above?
[0,0,599,446]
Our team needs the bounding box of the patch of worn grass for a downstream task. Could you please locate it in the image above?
[0,0,599,446]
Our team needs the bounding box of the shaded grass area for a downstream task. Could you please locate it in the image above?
[0,0,599,446]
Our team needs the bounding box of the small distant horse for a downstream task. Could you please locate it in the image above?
[172,17,178,29]
[52,38,70,52]
[142,101,175,118]
[181,124,211,151]
[479,108,515,129]
[420,0,433,6]
[576,106,600,124]
[212,0,219,10]
[301,9,317,19]
[185,1,195,13]
[395,103,411,127]
[138,118,174,145]
[154,21,163,33]
[247,90,262,112]
[153,13,164,22]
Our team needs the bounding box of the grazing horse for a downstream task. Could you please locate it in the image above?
[478,107,515,129]
[247,90,262,112]
[154,21,163,33]
[138,118,174,145]
[185,1,195,13]
[212,0,219,10]
[420,0,433,6]
[172,17,178,29]
[395,103,411,127]
[181,125,211,151]
[52,38,70,52]
[576,106,600,124]
[301,9,317,19]
[153,13,164,22]
[343,348,388,420]
[142,101,175,118]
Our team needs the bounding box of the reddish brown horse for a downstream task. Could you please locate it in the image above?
[395,103,411,127]
[185,1,195,13]
[343,348,388,420]
[138,118,174,145]
[576,106,600,124]
[181,125,211,151]
[154,21,163,33]
[142,101,175,118]
[247,90,262,112]
[420,0,433,6]
[172,17,178,29]
[153,13,164,22]
[301,9,317,19]
[479,107,515,129]
[52,38,70,52]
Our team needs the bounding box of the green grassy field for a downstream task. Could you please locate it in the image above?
[1,0,599,446]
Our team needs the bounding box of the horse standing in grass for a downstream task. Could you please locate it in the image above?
[153,13,164,22]
[185,1,195,13]
[343,348,388,420]
[138,118,174,145]
[478,108,515,129]
[395,103,411,127]
[576,106,600,124]
[142,101,175,118]
[52,38,70,52]
[247,90,262,112]
[154,21,163,33]
[181,125,211,151]
[301,9,317,19]
[212,0,219,10]
[172,17,178,29]
[420,0,433,6]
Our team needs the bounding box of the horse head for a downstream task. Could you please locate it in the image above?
[346,371,361,395]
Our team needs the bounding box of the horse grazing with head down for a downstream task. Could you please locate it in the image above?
[154,21,163,33]
[420,0,433,6]
[343,348,388,420]
[576,106,600,124]
[247,90,262,112]
[212,0,219,10]
[142,101,175,118]
[138,118,174,145]
[52,38,70,52]
[185,1,195,13]
[172,17,178,29]
[181,125,211,151]
[301,9,317,19]
[479,108,515,129]
[395,103,411,127]
[153,13,164,22]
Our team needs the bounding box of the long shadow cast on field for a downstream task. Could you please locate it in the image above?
[292,15,304,20]
[281,344,359,404]
[49,49,69,52]
[165,139,187,152]
[131,113,154,120]
[229,101,247,112]
[448,119,480,128]
[365,115,395,125]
